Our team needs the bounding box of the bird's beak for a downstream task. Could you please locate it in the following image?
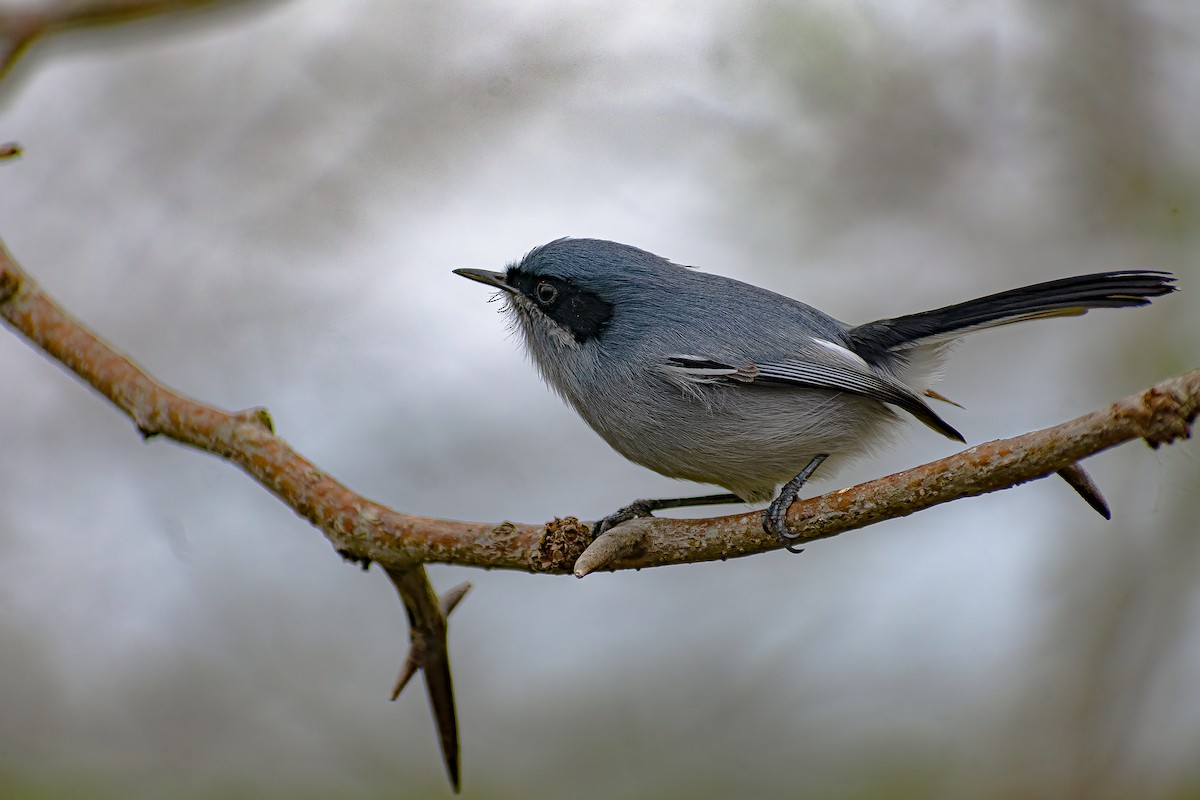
[453,268,512,292]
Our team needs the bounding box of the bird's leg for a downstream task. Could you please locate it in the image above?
[592,493,743,538]
[763,454,829,553]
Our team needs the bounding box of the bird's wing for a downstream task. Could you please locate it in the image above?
[662,338,963,441]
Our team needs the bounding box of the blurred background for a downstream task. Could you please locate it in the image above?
[1,1,1197,797]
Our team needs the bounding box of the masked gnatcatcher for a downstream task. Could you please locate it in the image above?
[455,239,1176,550]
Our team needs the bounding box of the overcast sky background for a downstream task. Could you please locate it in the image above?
[1,1,1198,798]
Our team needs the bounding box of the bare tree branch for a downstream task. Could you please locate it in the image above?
[2,238,1195,791]
[1,237,1197,574]
[0,0,264,83]
[391,580,472,702]
[385,568,467,792]
[574,369,1198,574]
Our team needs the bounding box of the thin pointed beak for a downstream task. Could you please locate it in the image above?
[453,268,512,292]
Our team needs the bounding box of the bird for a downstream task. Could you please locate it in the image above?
[455,238,1176,549]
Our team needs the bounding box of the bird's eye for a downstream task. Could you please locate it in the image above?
[535,281,559,306]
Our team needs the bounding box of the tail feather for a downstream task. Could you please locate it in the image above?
[842,270,1174,520]
[848,270,1176,357]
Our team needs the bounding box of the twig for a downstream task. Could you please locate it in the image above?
[386,568,466,792]
[391,580,472,701]
[0,0,259,83]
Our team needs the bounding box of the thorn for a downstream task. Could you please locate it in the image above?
[439,581,473,616]
[390,582,471,701]
[1056,463,1111,520]
[574,519,652,577]
[390,656,419,701]
[386,570,471,791]
[422,648,460,791]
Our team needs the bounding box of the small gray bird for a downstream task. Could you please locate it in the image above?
[455,239,1175,548]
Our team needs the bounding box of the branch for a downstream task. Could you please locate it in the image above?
[386,568,469,792]
[2,236,1197,573]
[1,235,482,788]
[3,237,1195,788]
[0,0,261,83]
[575,371,1198,574]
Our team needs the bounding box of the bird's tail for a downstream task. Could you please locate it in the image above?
[845,269,1176,521]
[847,270,1176,357]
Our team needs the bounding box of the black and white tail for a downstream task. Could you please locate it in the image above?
[844,269,1177,520]
[847,270,1176,359]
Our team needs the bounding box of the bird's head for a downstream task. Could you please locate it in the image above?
[455,238,684,354]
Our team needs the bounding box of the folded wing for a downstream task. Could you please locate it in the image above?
[664,337,964,442]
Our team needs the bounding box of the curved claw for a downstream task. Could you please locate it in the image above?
[762,500,805,554]
[593,499,657,538]
[763,453,829,555]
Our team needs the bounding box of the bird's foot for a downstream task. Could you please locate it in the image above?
[762,454,828,554]
[592,499,660,538]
